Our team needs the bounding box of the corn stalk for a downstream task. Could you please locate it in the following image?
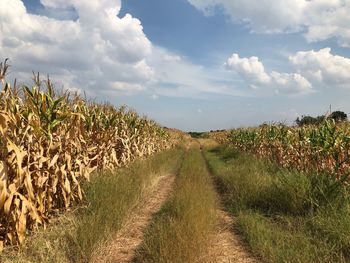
[0,64,170,249]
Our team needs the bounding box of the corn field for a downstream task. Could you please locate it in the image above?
[0,60,171,249]
[219,122,350,182]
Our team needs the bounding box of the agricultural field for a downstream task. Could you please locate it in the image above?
[2,0,350,262]
[215,121,350,180]
[0,64,349,262]
[0,69,349,263]
[0,64,172,250]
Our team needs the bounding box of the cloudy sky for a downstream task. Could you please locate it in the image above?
[1,0,350,131]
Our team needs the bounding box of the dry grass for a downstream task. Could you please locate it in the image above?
[197,138,219,148]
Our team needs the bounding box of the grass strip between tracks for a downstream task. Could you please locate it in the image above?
[135,147,218,263]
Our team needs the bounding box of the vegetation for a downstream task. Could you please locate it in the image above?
[135,147,218,263]
[1,58,349,262]
[222,121,350,183]
[329,111,348,123]
[188,131,206,138]
[295,111,347,126]
[0,147,183,262]
[295,115,325,126]
[0,61,170,248]
[204,145,350,263]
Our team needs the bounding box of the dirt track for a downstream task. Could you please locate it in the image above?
[90,174,176,263]
[91,141,260,263]
[208,209,259,263]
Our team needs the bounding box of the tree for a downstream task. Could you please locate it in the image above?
[295,115,325,126]
[329,111,347,122]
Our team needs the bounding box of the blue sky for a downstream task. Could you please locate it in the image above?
[1,0,350,131]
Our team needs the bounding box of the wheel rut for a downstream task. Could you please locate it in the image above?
[90,173,176,263]
[200,145,260,263]
[207,209,259,263]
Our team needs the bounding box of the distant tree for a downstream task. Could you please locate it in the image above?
[315,115,326,124]
[295,115,325,126]
[329,111,347,123]
[188,132,205,138]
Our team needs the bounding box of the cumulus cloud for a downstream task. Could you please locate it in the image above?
[289,48,350,88]
[188,0,306,33]
[188,0,350,47]
[270,71,312,94]
[225,53,312,94]
[0,0,243,99]
[0,0,153,95]
[225,54,271,84]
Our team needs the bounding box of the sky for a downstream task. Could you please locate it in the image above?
[1,0,350,131]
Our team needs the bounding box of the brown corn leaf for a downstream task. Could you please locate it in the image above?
[48,154,59,168]
[4,184,16,215]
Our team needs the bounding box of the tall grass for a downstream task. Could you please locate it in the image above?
[204,145,350,263]
[135,148,218,263]
[0,147,184,263]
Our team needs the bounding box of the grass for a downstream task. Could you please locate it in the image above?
[0,147,184,263]
[134,148,218,263]
[3,143,348,262]
[204,145,350,263]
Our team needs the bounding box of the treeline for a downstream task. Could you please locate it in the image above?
[188,132,206,138]
[295,111,347,126]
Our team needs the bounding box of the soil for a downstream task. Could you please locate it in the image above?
[207,209,260,263]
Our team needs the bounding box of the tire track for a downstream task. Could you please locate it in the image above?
[90,173,176,263]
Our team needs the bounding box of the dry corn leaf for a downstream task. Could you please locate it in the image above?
[17,200,27,244]
[24,171,35,201]
[0,80,170,248]
[48,154,59,168]
[4,184,16,215]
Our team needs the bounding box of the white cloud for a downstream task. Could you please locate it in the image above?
[289,48,350,88]
[225,54,271,84]
[225,53,312,94]
[189,0,306,33]
[0,0,152,96]
[270,71,312,94]
[0,0,244,99]
[188,0,350,47]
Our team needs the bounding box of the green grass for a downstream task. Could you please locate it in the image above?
[236,211,342,263]
[204,145,350,263]
[188,132,207,138]
[0,147,184,263]
[134,148,218,263]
